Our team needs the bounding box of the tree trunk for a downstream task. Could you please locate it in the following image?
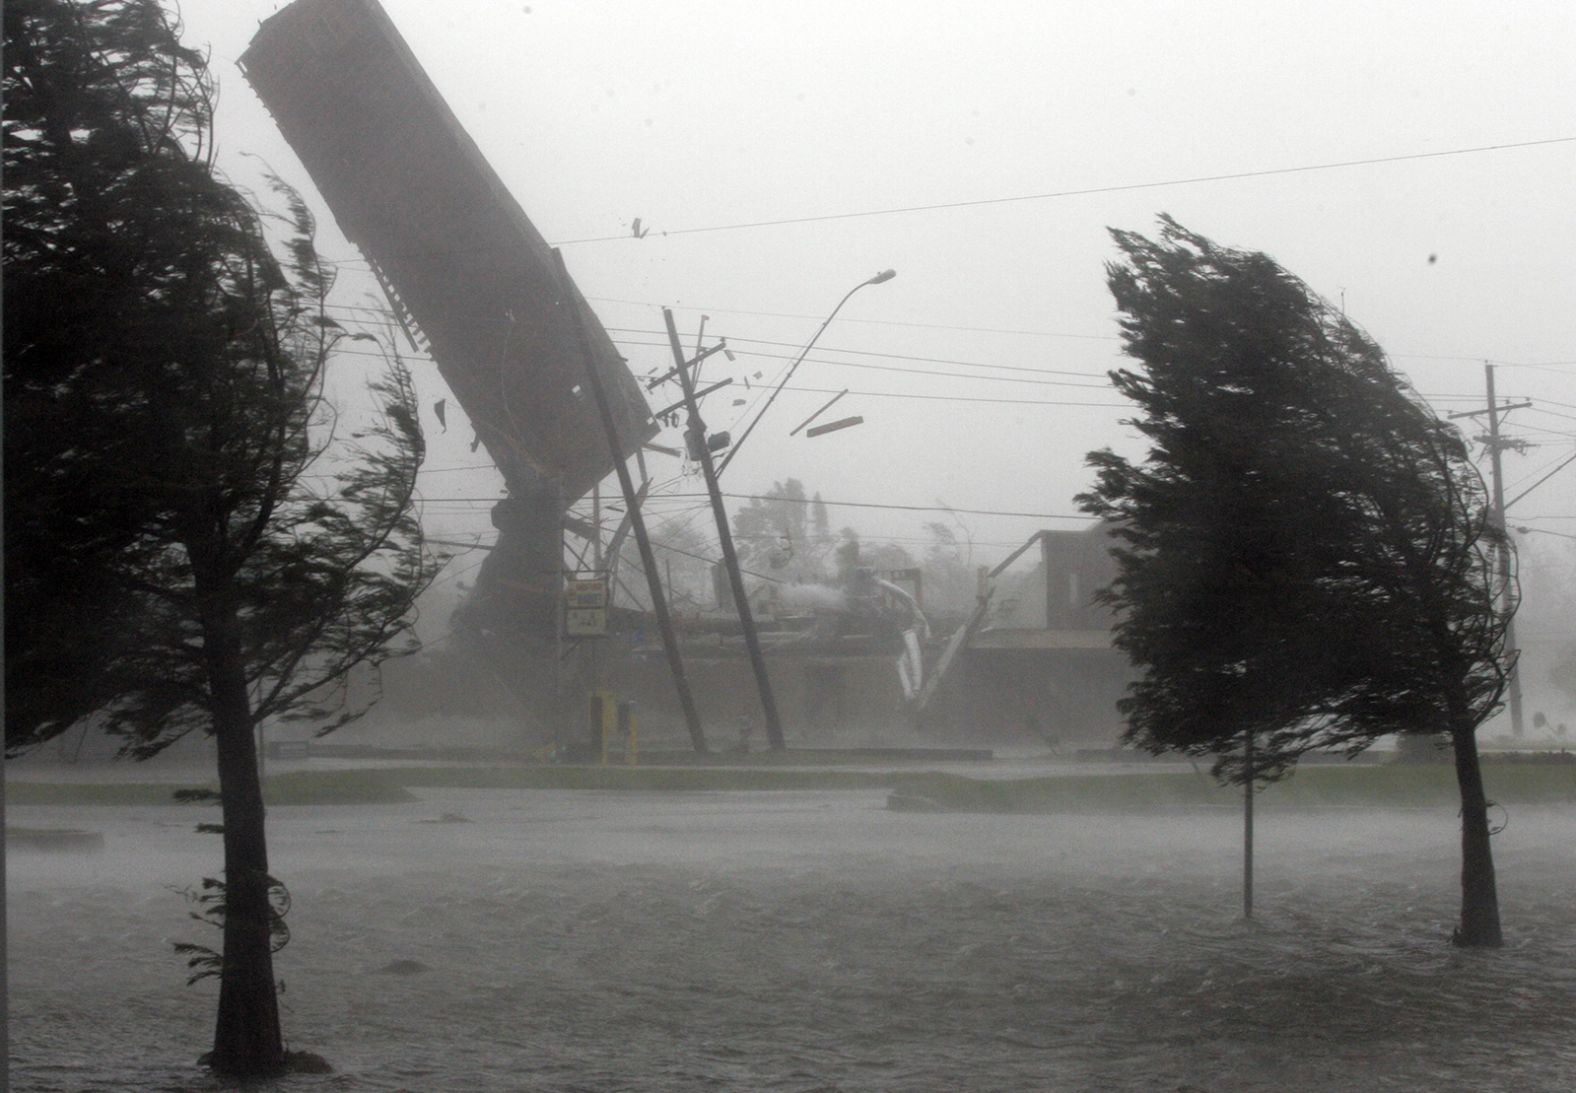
[198,581,286,1075]
[1449,722,1503,947]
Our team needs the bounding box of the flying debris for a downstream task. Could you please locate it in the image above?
[805,415,865,438]
[239,0,654,502]
[790,388,849,436]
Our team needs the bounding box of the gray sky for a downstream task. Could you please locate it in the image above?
[182,0,1575,576]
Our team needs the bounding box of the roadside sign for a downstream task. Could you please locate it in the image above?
[565,576,609,637]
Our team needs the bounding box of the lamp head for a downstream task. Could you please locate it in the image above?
[868,269,897,285]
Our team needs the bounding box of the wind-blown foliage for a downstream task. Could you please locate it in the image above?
[4,0,441,1071]
[731,477,821,575]
[5,0,434,758]
[4,0,220,735]
[1079,216,1516,945]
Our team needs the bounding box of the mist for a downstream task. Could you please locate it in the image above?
[8,0,1576,1088]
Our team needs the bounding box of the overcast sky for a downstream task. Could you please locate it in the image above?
[180,0,1574,590]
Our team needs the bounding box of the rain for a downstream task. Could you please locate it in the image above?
[6,1,1575,1089]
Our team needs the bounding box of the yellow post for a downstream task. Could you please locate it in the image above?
[589,691,615,765]
[619,700,638,767]
[601,692,612,765]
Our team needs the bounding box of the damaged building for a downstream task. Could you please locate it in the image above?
[241,0,1131,751]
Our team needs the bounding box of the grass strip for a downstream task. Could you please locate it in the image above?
[6,769,417,807]
[8,761,1572,810]
[883,763,1576,812]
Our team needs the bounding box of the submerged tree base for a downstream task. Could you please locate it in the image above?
[199,1049,331,1078]
[1450,927,1505,949]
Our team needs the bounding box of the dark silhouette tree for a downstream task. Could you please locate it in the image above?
[1079,216,1516,947]
[3,0,212,734]
[5,0,439,1073]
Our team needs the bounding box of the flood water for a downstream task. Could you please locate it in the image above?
[9,784,1576,1091]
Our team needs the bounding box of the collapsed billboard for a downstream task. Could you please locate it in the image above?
[240,0,654,504]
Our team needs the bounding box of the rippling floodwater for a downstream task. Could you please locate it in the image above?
[10,787,1576,1091]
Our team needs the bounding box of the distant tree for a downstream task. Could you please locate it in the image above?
[1514,538,1576,713]
[824,527,915,579]
[810,491,832,545]
[618,516,715,611]
[732,478,819,578]
[921,517,980,618]
[1552,645,1576,710]
[4,0,438,1074]
[1079,216,1517,947]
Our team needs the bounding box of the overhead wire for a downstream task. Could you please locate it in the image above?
[297,136,1576,274]
[610,329,1117,380]
[643,492,1089,521]
[546,137,1576,245]
[315,308,1565,411]
[1505,446,1576,495]
[598,299,1576,370]
[331,292,1571,373]
[419,492,1088,520]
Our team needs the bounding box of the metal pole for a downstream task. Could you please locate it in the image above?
[1484,364,1524,736]
[552,250,708,753]
[715,270,894,478]
[664,307,787,750]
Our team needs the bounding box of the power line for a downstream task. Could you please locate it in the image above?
[664,492,1090,521]
[421,491,1089,521]
[1499,360,1576,374]
[604,296,1574,369]
[767,384,1126,409]
[550,137,1576,245]
[1507,423,1576,441]
[309,138,1576,266]
[1507,450,1576,510]
[312,321,1563,418]
[614,338,1114,390]
[596,300,1121,343]
[1525,405,1576,423]
[610,328,1115,380]
[318,304,1570,385]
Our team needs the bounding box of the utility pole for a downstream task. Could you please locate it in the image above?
[1483,364,1524,736]
[553,250,708,753]
[1449,363,1532,735]
[663,307,787,750]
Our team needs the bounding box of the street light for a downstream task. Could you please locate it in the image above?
[1515,526,1576,541]
[714,269,896,477]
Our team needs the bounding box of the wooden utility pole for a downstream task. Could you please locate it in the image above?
[663,308,786,750]
[1483,364,1525,737]
[553,250,707,753]
[1449,364,1531,736]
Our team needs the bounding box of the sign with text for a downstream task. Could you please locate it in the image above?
[564,577,609,637]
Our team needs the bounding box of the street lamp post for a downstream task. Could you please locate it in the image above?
[715,269,895,478]
[662,308,786,749]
